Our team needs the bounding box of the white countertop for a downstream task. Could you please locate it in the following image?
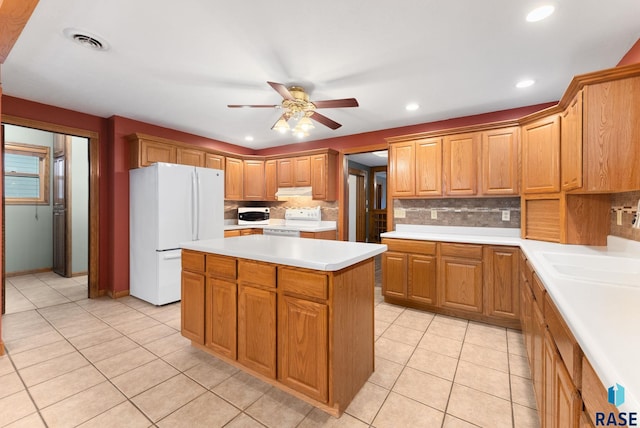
[382,225,640,413]
[224,220,337,233]
[182,234,386,271]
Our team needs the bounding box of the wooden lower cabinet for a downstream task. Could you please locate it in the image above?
[300,230,336,240]
[382,251,408,298]
[205,278,236,359]
[484,246,520,320]
[181,270,206,344]
[238,285,276,378]
[438,255,483,313]
[278,295,328,402]
[552,346,582,428]
[408,254,437,305]
[180,251,375,416]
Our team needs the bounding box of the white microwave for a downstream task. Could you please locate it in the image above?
[238,207,270,225]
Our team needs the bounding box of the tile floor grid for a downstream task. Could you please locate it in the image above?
[0,272,539,428]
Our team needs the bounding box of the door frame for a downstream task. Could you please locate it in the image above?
[2,115,100,299]
[338,143,388,241]
[348,167,366,242]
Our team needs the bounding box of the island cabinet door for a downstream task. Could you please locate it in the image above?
[278,295,328,403]
[205,278,237,360]
[237,285,276,378]
[181,270,205,344]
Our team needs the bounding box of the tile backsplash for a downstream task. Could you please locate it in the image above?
[610,191,640,242]
[393,198,521,228]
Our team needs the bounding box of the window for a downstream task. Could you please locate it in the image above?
[4,142,51,205]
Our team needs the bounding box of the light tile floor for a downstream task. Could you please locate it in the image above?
[0,272,540,427]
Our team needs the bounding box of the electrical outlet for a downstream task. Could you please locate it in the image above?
[394,208,406,219]
[501,210,511,221]
[617,210,623,226]
[431,209,438,220]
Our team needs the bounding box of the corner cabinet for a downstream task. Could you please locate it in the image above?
[382,238,520,328]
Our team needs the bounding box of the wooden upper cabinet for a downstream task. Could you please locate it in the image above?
[265,160,278,201]
[415,138,443,196]
[177,147,205,167]
[561,90,583,191]
[243,159,266,200]
[225,157,244,200]
[131,138,177,168]
[583,76,640,192]
[205,153,225,170]
[522,114,561,193]
[277,156,312,188]
[311,153,337,201]
[389,141,416,197]
[481,127,519,195]
[443,132,479,196]
[277,158,294,187]
[293,156,312,186]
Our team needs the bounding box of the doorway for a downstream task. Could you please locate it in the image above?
[3,125,89,313]
[1,115,100,317]
[343,149,388,243]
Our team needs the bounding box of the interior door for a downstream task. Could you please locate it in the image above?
[52,135,70,277]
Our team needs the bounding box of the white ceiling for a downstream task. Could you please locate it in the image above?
[3,1,640,151]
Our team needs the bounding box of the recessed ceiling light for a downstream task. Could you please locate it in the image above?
[244,136,254,142]
[63,28,109,51]
[405,103,420,111]
[516,79,535,88]
[526,5,555,22]
[372,151,388,158]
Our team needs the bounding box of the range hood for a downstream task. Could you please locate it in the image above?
[275,186,313,199]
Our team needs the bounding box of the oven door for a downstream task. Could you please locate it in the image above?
[238,210,270,224]
[262,228,300,237]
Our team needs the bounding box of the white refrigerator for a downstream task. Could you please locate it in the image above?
[130,162,224,305]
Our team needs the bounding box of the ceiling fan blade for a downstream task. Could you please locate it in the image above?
[227,104,279,108]
[267,81,294,100]
[312,98,359,109]
[310,112,342,130]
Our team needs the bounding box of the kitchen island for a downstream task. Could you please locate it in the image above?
[180,235,387,416]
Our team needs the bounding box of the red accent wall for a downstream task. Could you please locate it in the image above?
[255,103,556,156]
[618,38,640,66]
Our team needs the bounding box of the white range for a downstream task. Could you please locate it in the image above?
[262,207,336,237]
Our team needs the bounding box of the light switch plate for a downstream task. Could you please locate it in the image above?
[394,208,406,218]
[502,210,511,221]
[617,210,623,225]
[431,209,438,220]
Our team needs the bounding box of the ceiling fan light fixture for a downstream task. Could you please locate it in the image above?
[273,117,290,133]
[297,116,315,132]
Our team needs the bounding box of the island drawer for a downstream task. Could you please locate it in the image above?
[279,268,328,300]
[238,259,276,289]
[382,238,436,255]
[206,254,237,280]
[440,242,483,259]
[182,250,205,273]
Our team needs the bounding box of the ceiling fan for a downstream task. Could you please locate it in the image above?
[227,82,359,137]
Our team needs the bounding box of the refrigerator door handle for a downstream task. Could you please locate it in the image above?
[162,252,182,260]
[195,170,201,240]
[191,171,198,241]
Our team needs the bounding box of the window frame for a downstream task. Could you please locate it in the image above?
[4,142,51,205]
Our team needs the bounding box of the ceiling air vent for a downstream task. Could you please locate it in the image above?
[63,28,109,51]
